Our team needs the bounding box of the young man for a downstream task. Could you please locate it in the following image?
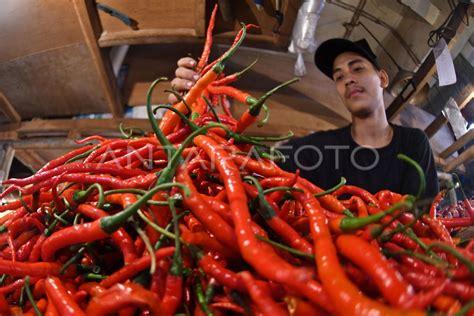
[169,38,439,198]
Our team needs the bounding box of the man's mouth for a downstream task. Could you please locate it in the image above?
[346,88,364,98]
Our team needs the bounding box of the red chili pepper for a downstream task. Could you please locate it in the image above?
[336,234,414,307]
[76,203,137,265]
[194,135,329,311]
[403,272,474,302]
[195,4,218,73]
[0,293,11,316]
[177,166,239,252]
[333,185,380,207]
[45,276,86,316]
[37,144,95,173]
[293,184,423,315]
[429,190,446,218]
[160,24,247,135]
[100,247,174,288]
[239,271,288,316]
[86,283,164,315]
[421,215,454,245]
[3,162,146,187]
[0,259,73,278]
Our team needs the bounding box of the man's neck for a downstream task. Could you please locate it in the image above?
[350,108,393,148]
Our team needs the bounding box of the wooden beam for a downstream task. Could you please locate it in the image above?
[0,118,153,141]
[0,145,14,181]
[444,145,474,173]
[72,0,123,118]
[386,2,470,120]
[14,150,48,172]
[425,85,473,138]
[439,129,474,159]
[0,92,21,123]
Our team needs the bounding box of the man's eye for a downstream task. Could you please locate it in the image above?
[354,66,363,72]
[334,75,343,81]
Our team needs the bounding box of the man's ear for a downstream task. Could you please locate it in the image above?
[379,69,389,88]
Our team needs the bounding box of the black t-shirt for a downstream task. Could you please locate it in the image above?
[277,124,439,198]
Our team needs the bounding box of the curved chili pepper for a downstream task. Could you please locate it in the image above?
[4,162,146,187]
[429,190,446,218]
[212,58,258,86]
[293,184,423,316]
[421,215,454,245]
[44,276,86,316]
[195,4,218,73]
[85,283,164,316]
[239,271,289,316]
[75,203,137,265]
[244,177,313,255]
[193,135,330,312]
[37,144,94,173]
[234,78,298,133]
[0,260,73,278]
[159,24,247,136]
[0,293,11,316]
[100,247,174,288]
[333,185,380,207]
[176,166,239,252]
[336,234,414,307]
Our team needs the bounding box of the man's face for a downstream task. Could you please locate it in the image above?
[332,51,388,118]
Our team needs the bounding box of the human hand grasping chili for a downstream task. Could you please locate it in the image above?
[168,57,200,104]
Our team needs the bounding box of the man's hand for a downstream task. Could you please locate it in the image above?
[168,57,200,104]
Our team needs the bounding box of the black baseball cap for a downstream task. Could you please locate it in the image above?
[314,38,380,79]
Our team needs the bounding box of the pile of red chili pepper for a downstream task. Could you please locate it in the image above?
[0,6,473,315]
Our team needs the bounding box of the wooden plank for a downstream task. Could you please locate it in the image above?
[72,0,123,118]
[425,84,473,138]
[386,2,470,120]
[10,118,153,139]
[97,0,205,47]
[0,0,83,64]
[439,129,474,159]
[0,43,112,119]
[14,150,47,172]
[444,145,474,173]
[0,145,15,181]
[0,92,21,123]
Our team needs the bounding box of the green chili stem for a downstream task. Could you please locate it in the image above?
[262,186,303,195]
[60,247,85,275]
[341,199,413,233]
[382,249,448,268]
[152,211,188,250]
[133,222,156,275]
[195,275,214,316]
[0,274,6,286]
[146,77,175,161]
[397,153,426,200]
[455,300,474,316]
[246,131,294,142]
[73,183,105,209]
[211,23,247,74]
[154,104,199,131]
[137,210,176,241]
[427,242,474,276]
[202,96,221,123]
[84,273,107,281]
[169,198,182,276]
[343,209,355,218]
[100,182,190,234]
[44,209,70,236]
[249,78,299,116]
[65,146,98,164]
[24,276,42,316]
[314,177,347,197]
[256,234,314,260]
[164,89,193,113]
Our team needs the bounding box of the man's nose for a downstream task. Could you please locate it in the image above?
[344,76,356,86]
